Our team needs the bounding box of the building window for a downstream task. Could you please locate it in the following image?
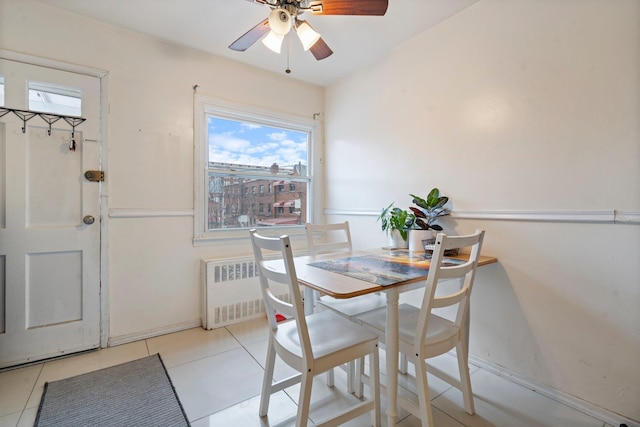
[194,96,314,240]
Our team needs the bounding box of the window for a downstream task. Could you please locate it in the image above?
[0,76,4,106]
[28,81,82,116]
[194,96,315,242]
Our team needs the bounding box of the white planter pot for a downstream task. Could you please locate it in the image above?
[408,229,436,253]
[388,230,409,249]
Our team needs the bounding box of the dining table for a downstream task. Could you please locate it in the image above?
[291,248,498,426]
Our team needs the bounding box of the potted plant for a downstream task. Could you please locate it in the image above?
[409,188,449,231]
[407,188,450,252]
[377,203,415,248]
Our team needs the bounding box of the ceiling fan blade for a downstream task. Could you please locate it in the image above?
[308,0,388,16]
[229,18,270,51]
[309,37,333,60]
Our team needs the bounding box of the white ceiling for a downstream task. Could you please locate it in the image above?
[33,0,478,87]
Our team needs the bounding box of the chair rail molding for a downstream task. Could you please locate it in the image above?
[323,209,640,224]
[109,208,194,218]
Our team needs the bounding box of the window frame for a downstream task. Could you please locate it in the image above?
[193,95,316,245]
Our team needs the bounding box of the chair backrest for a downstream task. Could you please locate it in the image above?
[415,229,485,347]
[305,221,353,256]
[249,229,313,359]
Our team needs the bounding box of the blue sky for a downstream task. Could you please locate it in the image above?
[208,116,308,168]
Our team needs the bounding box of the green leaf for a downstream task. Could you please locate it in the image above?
[433,196,449,210]
[426,188,440,207]
[410,194,429,210]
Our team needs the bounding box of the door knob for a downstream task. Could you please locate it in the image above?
[83,215,95,225]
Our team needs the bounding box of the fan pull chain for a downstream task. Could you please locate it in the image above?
[285,32,292,74]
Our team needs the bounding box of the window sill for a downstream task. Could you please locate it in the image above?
[193,225,307,247]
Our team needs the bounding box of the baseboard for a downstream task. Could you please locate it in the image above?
[467,354,639,427]
[107,319,202,347]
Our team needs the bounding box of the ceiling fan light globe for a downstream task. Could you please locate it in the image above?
[296,21,321,50]
[268,8,292,35]
[262,30,284,53]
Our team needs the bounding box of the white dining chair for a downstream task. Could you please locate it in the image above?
[249,229,381,427]
[357,229,485,427]
[305,221,387,394]
[305,221,387,319]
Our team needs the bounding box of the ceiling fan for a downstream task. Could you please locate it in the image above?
[229,0,388,61]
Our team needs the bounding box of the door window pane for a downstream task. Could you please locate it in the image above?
[28,81,82,116]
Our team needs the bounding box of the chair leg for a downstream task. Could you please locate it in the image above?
[347,361,356,394]
[326,368,335,387]
[399,352,408,374]
[354,357,364,397]
[456,341,475,415]
[259,339,277,417]
[415,357,434,427]
[370,346,381,427]
[296,371,313,427]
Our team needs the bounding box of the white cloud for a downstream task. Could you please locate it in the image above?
[210,133,251,151]
[241,123,262,131]
[268,131,287,141]
[208,121,307,168]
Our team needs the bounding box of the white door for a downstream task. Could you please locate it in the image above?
[0,58,102,368]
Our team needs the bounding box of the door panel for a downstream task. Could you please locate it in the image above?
[28,128,83,226]
[0,58,101,368]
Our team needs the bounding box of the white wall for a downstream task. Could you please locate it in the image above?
[0,0,324,340]
[324,0,639,422]
[2,0,639,422]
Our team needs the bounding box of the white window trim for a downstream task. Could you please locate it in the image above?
[193,95,316,245]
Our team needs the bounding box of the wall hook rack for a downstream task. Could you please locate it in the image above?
[0,106,87,151]
[40,114,63,136]
[12,110,38,133]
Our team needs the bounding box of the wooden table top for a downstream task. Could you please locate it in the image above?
[291,249,497,299]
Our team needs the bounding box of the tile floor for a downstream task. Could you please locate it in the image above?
[0,316,616,427]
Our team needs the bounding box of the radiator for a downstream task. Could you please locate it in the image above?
[201,255,293,329]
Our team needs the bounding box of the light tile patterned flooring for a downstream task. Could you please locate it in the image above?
[0,316,616,427]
